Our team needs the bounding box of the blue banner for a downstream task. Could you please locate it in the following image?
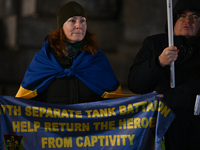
[0,92,175,150]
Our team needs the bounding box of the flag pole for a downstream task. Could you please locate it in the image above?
[166,0,175,88]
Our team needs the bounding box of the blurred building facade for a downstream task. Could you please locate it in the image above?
[0,0,177,96]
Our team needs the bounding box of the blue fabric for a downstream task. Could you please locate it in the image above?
[21,39,119,96]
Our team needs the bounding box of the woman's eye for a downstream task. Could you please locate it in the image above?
[80,19,86,24]
[70,19,76,23]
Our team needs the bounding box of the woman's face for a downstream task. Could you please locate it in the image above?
[63,16,87,43]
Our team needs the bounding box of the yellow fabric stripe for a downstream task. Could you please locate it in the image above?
[102,85,137,99]
[15,85,136,100]
[15,85,37,99]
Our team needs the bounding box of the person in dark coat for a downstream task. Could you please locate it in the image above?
[128,0,200,149]
[15,1,126,104]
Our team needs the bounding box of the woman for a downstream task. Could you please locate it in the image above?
[15,1,126,104]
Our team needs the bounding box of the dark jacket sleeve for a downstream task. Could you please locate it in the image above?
[128,36,167,94]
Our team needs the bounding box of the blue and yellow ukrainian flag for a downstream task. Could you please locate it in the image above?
[16,40,134,99]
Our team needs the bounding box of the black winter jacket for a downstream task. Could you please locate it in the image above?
[128,33,200,114]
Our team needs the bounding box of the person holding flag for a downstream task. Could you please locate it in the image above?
[128,0,200,149]
[15,1,126,104]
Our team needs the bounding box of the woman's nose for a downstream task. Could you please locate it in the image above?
[75,21,82,29]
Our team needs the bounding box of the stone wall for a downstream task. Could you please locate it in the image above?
[0,0,178,96]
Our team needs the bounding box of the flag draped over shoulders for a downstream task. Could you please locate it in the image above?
[15,39,121,99]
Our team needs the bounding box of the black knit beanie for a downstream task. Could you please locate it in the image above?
[57,1,87,30]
